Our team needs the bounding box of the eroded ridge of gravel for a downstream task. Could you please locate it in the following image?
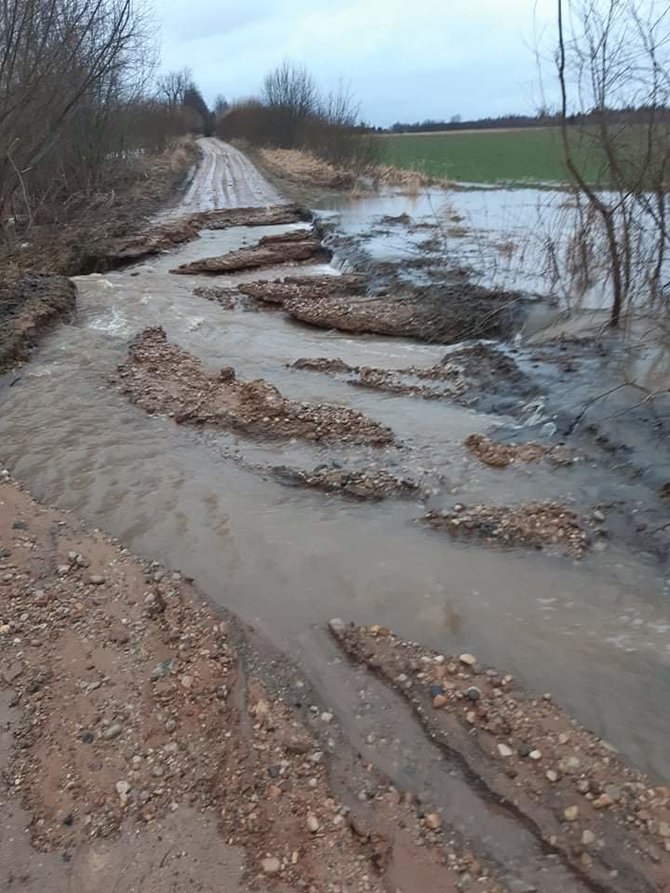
[465,434,576,469]
[423,502,590,558]
[238,273,368,305]
[0,475,507,892]
[116,327,395,445]
[291,356,465,401]
[172,231,329,276]
[329,621,670,893]
[271,465,420,501]
[98,204,312,270]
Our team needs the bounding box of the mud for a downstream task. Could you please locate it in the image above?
[284,284,522,344]
[172,232,329,276]
[330,621,670,893]
[424,502,591,558]
[0,272,76,373]
[465,433,576,469]
[116,326,394,445]
[0,476,502,893]
[271,464,420,501]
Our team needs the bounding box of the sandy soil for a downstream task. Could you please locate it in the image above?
[116,326,394,445]
[1,474,507,893]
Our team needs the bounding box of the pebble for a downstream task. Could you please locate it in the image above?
[529,750,542,761]
[659,821,670,838]
[581,829,596,846]
[165,718,177,732]
[424,813,442,831]
[546,770,559,783]
[102,723,123,740]
[592,509,605,522]
[603,784,622,802]
[261,857,281,875]
[89,575,106,585]
[320,712,334,723]
[593,793,613,809]
[429,684,444,698]
[497,743,513,758]
[466,686,481,702]
[306,813,320,833]
[150,658,174,680]
[459,653,476,667]
[564,805,579,822]
[432,694,448,709]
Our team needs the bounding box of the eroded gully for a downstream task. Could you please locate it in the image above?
[0,139,668,888]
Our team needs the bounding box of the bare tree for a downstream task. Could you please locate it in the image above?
[556,0,670,327]
[156,67,192,108]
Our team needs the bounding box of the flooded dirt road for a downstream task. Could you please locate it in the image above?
[1,135,668,820]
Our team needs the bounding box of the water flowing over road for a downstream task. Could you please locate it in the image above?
[0,139,668,890]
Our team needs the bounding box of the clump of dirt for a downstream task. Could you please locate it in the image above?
[172,231,330,276]
[192,285,261,312]
[0,476,499,892]
[271,464,420,501]
[423,501,590,557]
[0,272,77,373]
[239,273,367,306]
[465,434,576,469]
[259,148,356,189]
[291,356,464,400]
[329,621,670,893]
[116,326,394,446]
[284,284,521,344]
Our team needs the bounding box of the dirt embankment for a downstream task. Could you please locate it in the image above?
[0,476,508,893]
[258,148,356,190]
[116,326,394,446]
[331,622,670,893]
[172,229,329,276]
[0,273,76,374]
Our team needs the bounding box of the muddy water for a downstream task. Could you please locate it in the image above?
[1,153,669,794]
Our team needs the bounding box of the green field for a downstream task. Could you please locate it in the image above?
[380,128,598,186]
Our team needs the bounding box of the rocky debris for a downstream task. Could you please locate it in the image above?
[171,231,330,276]
[465,434,575,469]
[291,355,465,401]
[423,501,590,558]
[116,326,394,446]
[0,272,77,373]
[92,204,311,270]
[271,464,420,501]
[192,285,260,312]
[329,621,670,893]
[238,273,368,306]
[284,284,522,344]
[0,478,506,893]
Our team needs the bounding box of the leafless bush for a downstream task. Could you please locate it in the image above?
[0,0,190,232]
[556,0,670,327]
[218,62,380,171]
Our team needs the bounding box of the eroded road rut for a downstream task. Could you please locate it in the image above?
[1,139,668,893]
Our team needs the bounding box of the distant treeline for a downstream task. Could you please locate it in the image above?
[388,107,670,133]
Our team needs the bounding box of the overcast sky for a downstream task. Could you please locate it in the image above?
[158,0,558,126]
